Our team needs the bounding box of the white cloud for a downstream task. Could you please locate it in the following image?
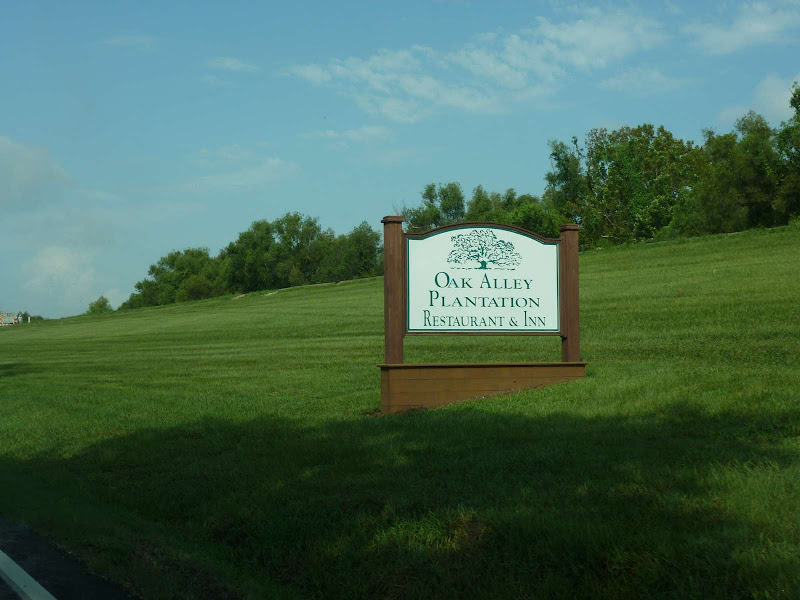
[0,138,205,316]
[529,10,667,70]
[719,72,800,124]
[79,189,123,203]
[190,144,274,169]
[355,94,431,123]
[201,74,227,86]
[23,246,97,307]
[99,35,155,50]
[0,136,72,210]
[303,125,391,142]
[599,67,689,96]
[215,144,257,161]
[181,158,299,193]
[291,64,332,85]
[684,2,800,55]
[718,105,749,124]
[208,57,259,72]
[368,147,429,167]
[103,288,126,309]
[475,31,499,43]
[754,72,800,121]
[288,9,666,122]
[447,48,528,89]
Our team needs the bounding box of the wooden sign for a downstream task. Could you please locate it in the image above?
[379,217,585,414]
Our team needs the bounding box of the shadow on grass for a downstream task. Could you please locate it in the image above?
[4,403,799,599]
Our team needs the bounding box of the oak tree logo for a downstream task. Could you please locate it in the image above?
[447,229,522,270]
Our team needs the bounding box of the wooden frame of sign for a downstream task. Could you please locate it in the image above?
[379,216,586,414]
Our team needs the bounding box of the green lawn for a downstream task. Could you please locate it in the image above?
[2,225,800,599]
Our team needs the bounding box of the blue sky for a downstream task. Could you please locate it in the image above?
[2,1,799,317]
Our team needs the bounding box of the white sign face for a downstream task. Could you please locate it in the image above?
[407,226,559,333]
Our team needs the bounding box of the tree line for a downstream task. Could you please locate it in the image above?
[117,214,382,310]
[402,85,800,249]
[96,87,797,313]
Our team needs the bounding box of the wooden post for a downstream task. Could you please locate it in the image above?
[559,224,580,362]
[382,216,405,364]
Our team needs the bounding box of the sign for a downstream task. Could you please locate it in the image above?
[380,217,583,414]
[406,225,559,333]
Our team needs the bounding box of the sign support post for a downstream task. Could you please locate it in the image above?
[559,224,580,362]
[382,215,405,365]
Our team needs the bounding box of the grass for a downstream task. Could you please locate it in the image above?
[1,225,800,599]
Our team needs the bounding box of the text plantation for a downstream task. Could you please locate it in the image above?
[427,291,541,309]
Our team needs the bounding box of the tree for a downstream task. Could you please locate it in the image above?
[268,213,328,288]
[544,137,587,223]
[776,82,800,221]
[464,186,523,223]
[508,198,562,237]
[341,221,382,279]
[680,113,784,235]
[311,221,382,283]
[120,211,383,310]
[447,230,521,270]
[733,111,781,227]
[87,296,113,315]
[402,182,563,238]
[120,246,227,309]
[543,125,701,245]
[176,274,214,302]
[402,183,465,232]
[220,220,276,293]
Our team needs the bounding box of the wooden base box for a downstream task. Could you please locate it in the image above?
[379,362,586,414]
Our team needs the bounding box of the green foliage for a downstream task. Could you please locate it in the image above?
[121,213,383,310]
[542,125,700,247]
[403,183,563,238]
[2,226,800,599]
[507,198,563,237]
[407,116,798,248]
[667,112,799,237]
[16,311,43,323]
[175,274,215,303]
[86,295,113,315]
[402,182,465,232]
[119,83,800,311]
[536,87,800,245]
[330,221,383,283]
[543,137,587,221]
[776,82,800,221]
[220,219,276,293]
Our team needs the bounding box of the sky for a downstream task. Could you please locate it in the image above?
[1,1,799,318]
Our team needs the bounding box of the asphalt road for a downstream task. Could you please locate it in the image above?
[0,578,18,600]
[0,516,134,600]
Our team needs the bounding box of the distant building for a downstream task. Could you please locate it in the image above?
[0,312,19,326]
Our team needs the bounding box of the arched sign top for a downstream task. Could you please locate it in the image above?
[406,223,561,334]
[405,221,561,245]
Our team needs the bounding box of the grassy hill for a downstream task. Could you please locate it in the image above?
[2,224,799,599]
